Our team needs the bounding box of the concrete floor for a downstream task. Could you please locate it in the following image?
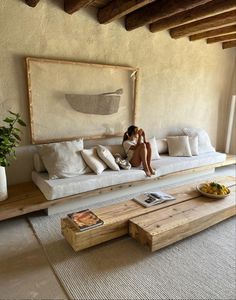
[0,165,235,300]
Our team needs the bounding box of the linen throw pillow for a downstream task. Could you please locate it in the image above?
[37,139,91,179]
[81,148,108,175]
[96,145,120,171]
[33,153,47,173]
[97,145,120,171]
[149,137,160,160]
[188,136,199,156]
[183,128,215,154]
[167,136,192,157]
[156,138,168,154]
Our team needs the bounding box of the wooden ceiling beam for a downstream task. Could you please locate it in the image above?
[189,24,236,41]
[25,0,40,7]
[64,0,96,14]
[125,0,213,31]
[222,40,236,49]
[150,0,236,33]
[207,33,236,44]
[170,10,236,39]
[98,0,156,24]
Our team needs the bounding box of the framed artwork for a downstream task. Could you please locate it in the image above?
[26,57,139,144]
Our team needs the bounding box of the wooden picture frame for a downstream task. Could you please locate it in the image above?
[26,57,139,144]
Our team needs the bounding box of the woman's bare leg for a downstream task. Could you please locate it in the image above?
[130,144,151,176]
[145,142,155,175]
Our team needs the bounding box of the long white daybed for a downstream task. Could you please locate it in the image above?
[32,152,226,201]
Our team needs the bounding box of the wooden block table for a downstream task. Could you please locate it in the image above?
[61,176,236,251]
[129,185,236,251]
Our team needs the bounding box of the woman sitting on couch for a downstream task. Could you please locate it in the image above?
[122,125,155,177]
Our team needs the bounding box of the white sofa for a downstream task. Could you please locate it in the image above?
[32,140,226,201]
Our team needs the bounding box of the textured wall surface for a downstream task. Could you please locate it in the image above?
[228,60,236,155]
[0,0,235,184]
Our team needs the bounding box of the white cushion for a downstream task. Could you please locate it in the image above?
[32,152,226,200]
[149,137,160,160]
[156,138,168,154]
[183,128,215,154]
[33,153,46,172]
[81,148,108,174]
[37,139,90,179]
[96,145,120,171]
[188,136,199,156]
[167,136,192,157]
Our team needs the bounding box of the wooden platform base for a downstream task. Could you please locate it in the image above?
[129,185,236,252]
[1,154,235,221]
[61,176,236,251]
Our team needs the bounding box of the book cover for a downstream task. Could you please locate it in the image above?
[67,209,104,231]
[148,191,175,201]
[133,191,175,207]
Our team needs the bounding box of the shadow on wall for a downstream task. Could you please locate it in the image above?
[217,59,236,154]
[49,0,64,9]
[81,4,126,29]
[216,94,227,153]
[21,0,64,9]
[12,54,31,145]
[6,145,37,185]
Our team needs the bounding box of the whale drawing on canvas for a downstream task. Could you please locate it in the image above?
[65,89,123,115]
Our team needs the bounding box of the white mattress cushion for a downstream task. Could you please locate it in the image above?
[32,152,226,200]
[151,152,226,177]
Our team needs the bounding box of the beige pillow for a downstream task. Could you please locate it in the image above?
[37,140,90,179]
[156,138,168,154]
[81,148,108,175]
[33,153,47,173]
[188,136,199,156]
[96,145,120,171]
[167,136,192,157]
[183,127,215,154]
[149,137,160,160]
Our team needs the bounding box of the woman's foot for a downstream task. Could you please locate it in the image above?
[150,168,156,175]
[144,169,152,177]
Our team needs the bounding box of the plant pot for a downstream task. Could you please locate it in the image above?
[0,166,8,201]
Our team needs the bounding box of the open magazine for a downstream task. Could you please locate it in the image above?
[67,209,104,231]
[134,191,175,207]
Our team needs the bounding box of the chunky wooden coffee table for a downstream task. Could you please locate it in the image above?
[61,176,236,252]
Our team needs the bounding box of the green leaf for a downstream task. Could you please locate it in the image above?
[13,128,21,132]
[9,111,18,116]
[13,133,21,141]
[18,119,26,126]
[0,111,26,167]
[4,117,14,123]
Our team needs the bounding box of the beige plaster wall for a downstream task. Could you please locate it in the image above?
[228,59,236,155]
[0,0,235,184]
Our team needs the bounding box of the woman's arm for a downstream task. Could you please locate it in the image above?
[129,131,142,150]
[142,130,147,143]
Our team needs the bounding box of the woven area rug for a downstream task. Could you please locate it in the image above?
[28,198,236,300]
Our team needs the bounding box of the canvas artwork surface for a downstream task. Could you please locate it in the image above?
[26,57,138,144]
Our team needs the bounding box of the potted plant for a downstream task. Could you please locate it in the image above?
[0,111,26,201]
